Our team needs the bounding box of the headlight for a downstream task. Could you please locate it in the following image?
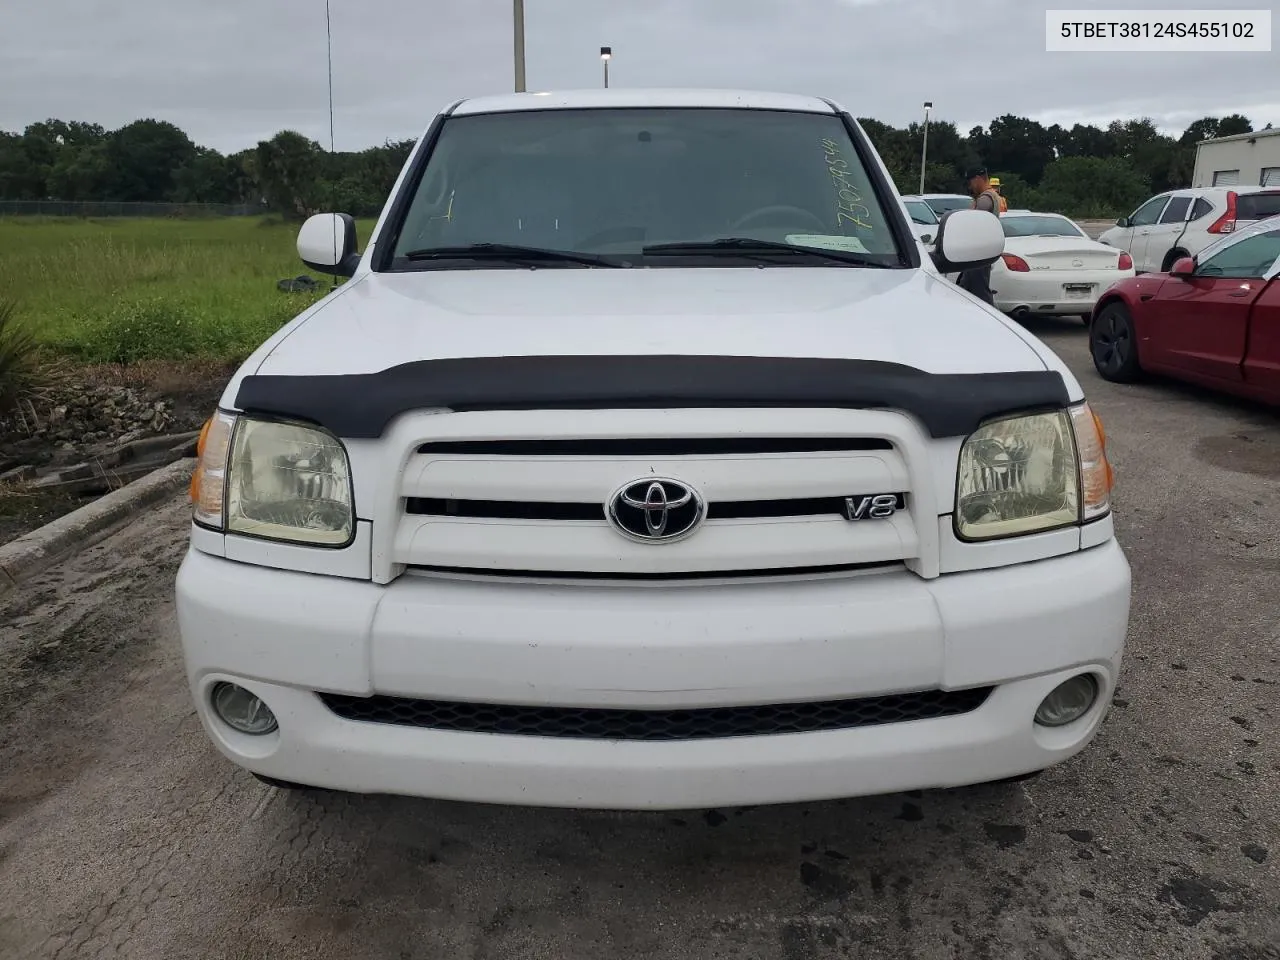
[954,402,1113,541]
[190,412,354,546]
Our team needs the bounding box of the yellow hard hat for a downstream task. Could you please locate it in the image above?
[990,177,1001,186]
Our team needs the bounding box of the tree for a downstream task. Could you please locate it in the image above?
[989,171,1036,210]
[1217,114,1253,138]
[13,123,64,198]
[857,117,914,186]
[981,115,1056,186]
[47,142,114,200]
[1035,156,1149,219]
[0,131,35,199]
[254,131,324,217]
[105,119,198,201]
[171,148,239,204]
[1108,118,1179,194]
[1055,124,1116,161]
[905,120,975,180]
[1179,114,1252,146]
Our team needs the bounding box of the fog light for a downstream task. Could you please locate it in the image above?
[1034,674,1099,727]
[211,682,278,735]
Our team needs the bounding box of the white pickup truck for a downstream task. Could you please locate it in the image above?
[177,88,1131,811]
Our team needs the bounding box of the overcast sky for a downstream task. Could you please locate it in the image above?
[1,0,1275,152]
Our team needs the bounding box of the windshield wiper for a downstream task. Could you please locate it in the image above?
[400,243,622,267]
[641,238,895,267]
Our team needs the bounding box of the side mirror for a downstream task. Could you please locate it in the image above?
[297,213,360,277]
[929,209,1004,273]
[1170,256,1196,277]
[1116,217,1131,228]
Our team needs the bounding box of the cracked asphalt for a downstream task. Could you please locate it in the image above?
[1,323,1278,960]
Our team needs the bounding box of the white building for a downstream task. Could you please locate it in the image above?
[1192,127,1280,188]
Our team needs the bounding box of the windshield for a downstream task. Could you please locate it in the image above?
[924,196,971,215]
[903,200,938,225]
[1001,215,1085,239]
[386,108,906,268]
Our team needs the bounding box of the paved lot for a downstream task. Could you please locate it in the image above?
[1,324,1278,960]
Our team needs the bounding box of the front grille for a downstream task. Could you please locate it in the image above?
[393,422,921,577]
[318,687,994,741]
[405,493,906,522]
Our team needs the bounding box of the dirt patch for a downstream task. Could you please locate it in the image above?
[0,360,230,544]
[1195,433,1280,480]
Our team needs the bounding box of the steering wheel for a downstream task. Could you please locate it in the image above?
[728,205,828,233]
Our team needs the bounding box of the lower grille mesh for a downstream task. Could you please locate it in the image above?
[318,687,994,741]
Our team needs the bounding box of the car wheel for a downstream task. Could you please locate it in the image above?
[1090,303,1142,382]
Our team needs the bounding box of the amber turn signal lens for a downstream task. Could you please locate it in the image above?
[190,417,213,503]
[1070,402,1112,520]
[191,412,236,527]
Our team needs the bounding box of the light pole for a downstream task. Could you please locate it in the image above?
[919,101,932,195]
[513,0,526,92]
[600,46,611,88]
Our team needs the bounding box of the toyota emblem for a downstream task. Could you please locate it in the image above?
[606,478,705,543]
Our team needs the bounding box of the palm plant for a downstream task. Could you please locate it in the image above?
[0,299,49,432]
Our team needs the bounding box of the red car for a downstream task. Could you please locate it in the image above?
[1088,215,1280,405]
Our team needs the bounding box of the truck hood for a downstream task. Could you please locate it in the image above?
[252,267,1048,377]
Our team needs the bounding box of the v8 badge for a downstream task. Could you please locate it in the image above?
[843,493,904,521]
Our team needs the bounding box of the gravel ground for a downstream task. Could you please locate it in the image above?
[1,323,1278,960]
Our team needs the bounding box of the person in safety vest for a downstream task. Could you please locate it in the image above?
[953,166,1002,305]
[989,176,1009,213]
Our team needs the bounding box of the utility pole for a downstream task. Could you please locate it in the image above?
[600,46,611,88]
[513,0,526,92]
[919,101,932,195]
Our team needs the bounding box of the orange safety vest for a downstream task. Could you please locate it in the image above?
[973,188,1003,215]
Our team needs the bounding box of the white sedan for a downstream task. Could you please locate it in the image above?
[992,212,1135,321]
[919,193,974,219]
[900,195,940,246]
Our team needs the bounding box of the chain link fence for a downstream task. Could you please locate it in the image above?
[0,200,263,218]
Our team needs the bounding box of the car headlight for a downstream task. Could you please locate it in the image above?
[190,412,354,546]
[955,402,1112,541]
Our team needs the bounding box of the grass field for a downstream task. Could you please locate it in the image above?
[0,216,373,365]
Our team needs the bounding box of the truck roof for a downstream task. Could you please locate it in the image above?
[448,88,841,117]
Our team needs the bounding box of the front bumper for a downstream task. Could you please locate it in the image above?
[175,539,1131,810]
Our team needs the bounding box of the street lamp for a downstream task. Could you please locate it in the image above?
[513,0,526,92]
[600,46,612,88]
[919,101,932,195]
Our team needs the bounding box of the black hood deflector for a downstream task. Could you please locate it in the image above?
[233,354,1069,439]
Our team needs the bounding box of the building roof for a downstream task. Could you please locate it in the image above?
[1196,127,1280,147]
[449,88,840,117]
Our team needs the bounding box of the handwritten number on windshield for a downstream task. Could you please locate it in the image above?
[822,139,872,231]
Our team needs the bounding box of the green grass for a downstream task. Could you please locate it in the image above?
[0,216,374,365]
